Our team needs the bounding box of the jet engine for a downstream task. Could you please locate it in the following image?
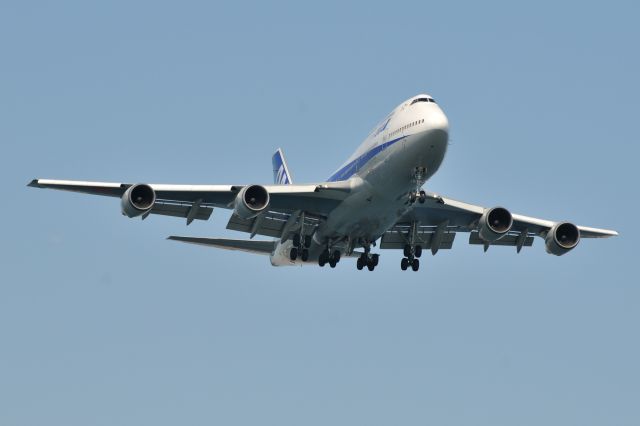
[121,184,156,218]
[545,222,580,256]
[478,207,513,242]
[234,184,270,219]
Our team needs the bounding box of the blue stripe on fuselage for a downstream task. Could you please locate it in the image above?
[327,136,404,182]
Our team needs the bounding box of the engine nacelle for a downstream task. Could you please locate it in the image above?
[121,184,156,218]
[234,184,270,219]
[545,222,580,256]
[478,206,513,242]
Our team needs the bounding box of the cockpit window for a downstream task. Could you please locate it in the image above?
[411,97,436,105]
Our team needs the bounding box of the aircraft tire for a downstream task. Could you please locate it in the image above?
[411,258,420,271]
[290,247,298,261]
[401,258,409,270]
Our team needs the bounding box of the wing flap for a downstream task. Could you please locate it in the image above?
[226,211,322,239]
[468,231,534,247]
[227,213,287,238]
[380,226,456,250]
[151,201,213,222]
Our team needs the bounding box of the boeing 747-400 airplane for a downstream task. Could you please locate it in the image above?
[29,94,618,271]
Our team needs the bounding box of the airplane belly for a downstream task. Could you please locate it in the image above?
[315,129,448,246]
[317,180,409,243]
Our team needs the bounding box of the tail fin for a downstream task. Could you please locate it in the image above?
[272,148,293,185]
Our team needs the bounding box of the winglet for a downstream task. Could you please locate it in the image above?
[28,179,42,188]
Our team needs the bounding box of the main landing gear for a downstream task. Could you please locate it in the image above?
[355,244,379,271]
[356,252,379,271]
[318,249,341,268]
[401,244,422,271]
[289,233,312,262]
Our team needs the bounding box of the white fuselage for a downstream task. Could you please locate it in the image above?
[271,94,449,265]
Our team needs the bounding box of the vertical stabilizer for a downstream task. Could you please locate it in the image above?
[272,148,293,185]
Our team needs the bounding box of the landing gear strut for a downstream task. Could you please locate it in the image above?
[408,167,428,204]
[403,244,422,258]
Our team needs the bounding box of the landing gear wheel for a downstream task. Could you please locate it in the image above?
[414,245,423,258]
[367,263,375,271]
[403,244,412,258]
[289,247,298,261]
[418,190,426,204]
[319,250,329,267]
[304,235,312,248]
[329,259,337,268]
[372,254,379,266]
[411,258,420,271]
[356,257,364,270]
[292,234,301,248]
[301,249,309,262]
[332,250,341,263]
[401,258,409,270]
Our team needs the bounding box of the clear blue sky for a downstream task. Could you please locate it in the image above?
[1,1,638,425]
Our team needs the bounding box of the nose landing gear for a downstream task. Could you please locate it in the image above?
[408,167,428,204]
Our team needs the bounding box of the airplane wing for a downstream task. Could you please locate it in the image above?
[28,178,350,238]
[381,192,617,255]
[167,236,276,255]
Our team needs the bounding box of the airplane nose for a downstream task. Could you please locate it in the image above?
[426,108,449,134]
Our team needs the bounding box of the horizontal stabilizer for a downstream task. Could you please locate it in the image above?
[167,236,275,255]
